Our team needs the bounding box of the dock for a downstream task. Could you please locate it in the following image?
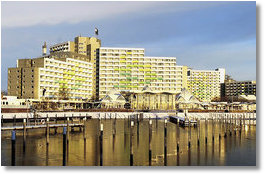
[1,123,84,131]
[169,116,197,127]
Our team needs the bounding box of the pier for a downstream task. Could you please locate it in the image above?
[1,123,84,131]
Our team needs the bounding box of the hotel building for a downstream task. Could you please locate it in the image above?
[7,34,233,109]
[8,57,93,102]
[49,36,101,100]
[97,47,188,99]
[187,68,225,102]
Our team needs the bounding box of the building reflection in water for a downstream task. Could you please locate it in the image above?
[1,118,256,166]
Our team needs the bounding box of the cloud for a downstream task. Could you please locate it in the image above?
[1,1,228,28]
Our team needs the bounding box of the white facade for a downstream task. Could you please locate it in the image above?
[38,57,93,101]
[187,68,225,102]
[98,47,186,99]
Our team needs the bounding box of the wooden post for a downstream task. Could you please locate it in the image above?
[46,118,49,145]
[23,118,26,153]
[177,121,180,166]
[71,114,74,132]
[197,119,200,146]
[100,123,103,166]
[234,114,237,135]
[137,115,139,147]
[67,117,69,142]
[243,113,246,127]
[224,115,227,138]
[63,127,67,166]
[13,115,16,127]
[55,114,58,134]
[11,130,16,166]
[130,120,134,166]
[164,119,167,166]
[113,117,116,138]
[1,115,3,127]
[83,117,86,140]
[149,120,152,166]
[212,116,215,142]
[229,114,230,136]
[205,118,208,144]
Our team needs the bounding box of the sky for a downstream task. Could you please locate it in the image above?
[1,1,256,91]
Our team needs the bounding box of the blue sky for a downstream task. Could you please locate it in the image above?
[1,1,256,91]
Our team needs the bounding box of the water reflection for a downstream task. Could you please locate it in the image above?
[1,118,256,166]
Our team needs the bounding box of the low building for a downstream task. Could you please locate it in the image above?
[1,96,32,113]
[100,89,127,108]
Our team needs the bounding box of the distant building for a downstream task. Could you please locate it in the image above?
[187,68,225,102]
[224,80,256,101]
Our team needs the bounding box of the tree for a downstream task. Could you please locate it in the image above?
[58,86,70,100]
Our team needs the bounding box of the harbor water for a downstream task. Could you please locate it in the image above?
[1,118,256,166]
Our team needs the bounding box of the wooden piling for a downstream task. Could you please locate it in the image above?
[83,117,86,140]
[67,117,69,142]
[188,118,191,149]
[164,119,167,166]
[205,118,208,144]
[11,130,16,166]
[149,120,152,166]
[197,120,200,146]
[130,120,134,166]
[176,122,180,166]
[13,115,16,127]
[23,119,26,153]
[55,114,58,134]
[212,117,215,142]
[63,127,67,166]
[99,123,103,166]
[137,117,139,147]
[46,118,49,145]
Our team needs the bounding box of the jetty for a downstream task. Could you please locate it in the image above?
[169,116,197,127]
[1,123,84,131]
